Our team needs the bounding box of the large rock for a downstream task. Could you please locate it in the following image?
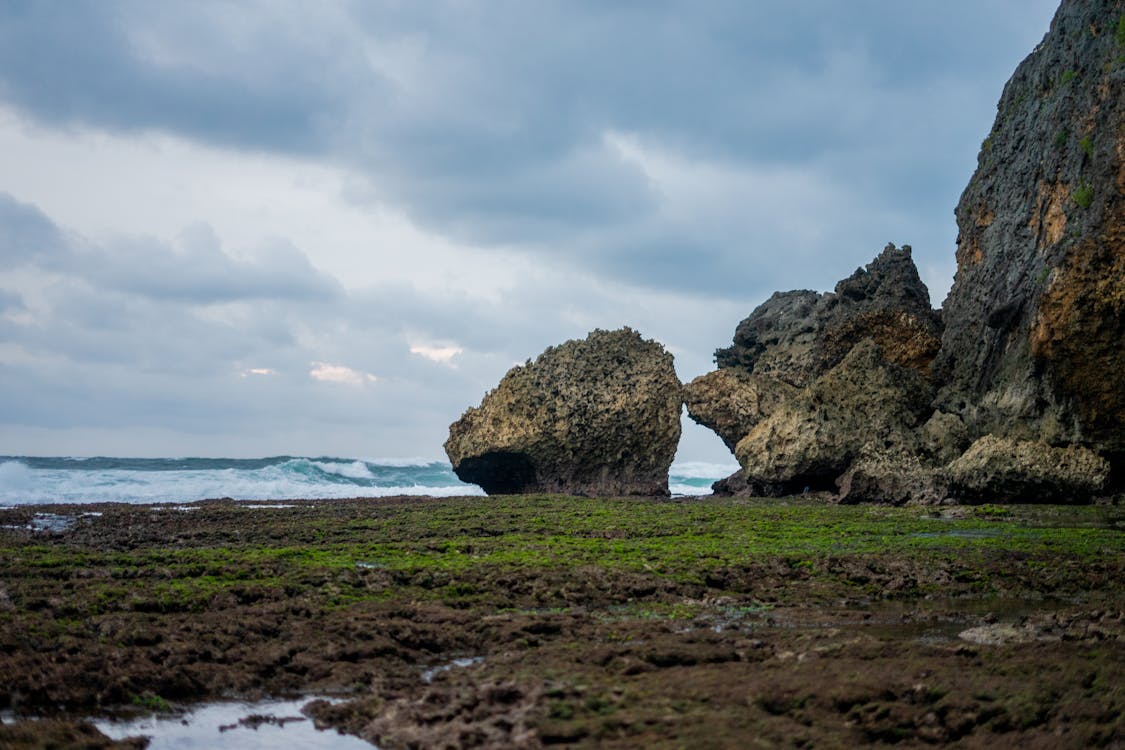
[444,328,682,496]
[682,370,797,452]
[945,435,1110,503]
[935,0,1125,460]
[715,244,942,388]
[734,339,933,493]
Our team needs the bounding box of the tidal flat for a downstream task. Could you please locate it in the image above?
[0,496,1121,748]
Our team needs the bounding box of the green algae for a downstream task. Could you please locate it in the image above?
[1,497,1119,618]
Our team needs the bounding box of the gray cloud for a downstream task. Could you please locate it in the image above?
[0,192,67,265]
[83,227,344,305]
[0,1,1061,303]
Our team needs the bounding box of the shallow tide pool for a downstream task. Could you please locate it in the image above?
[95,698,375,749]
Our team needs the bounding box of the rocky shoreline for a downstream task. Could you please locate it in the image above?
[0,496,1121,748]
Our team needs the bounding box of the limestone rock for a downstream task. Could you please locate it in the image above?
[444,328,682,496]
[682,370,797,452]
[709,469,789,498]
[935,0,1125,459]
[918,411,972,466]
[835,450,948,506]
[735,340,933,493]
[713,289,824,386]
[944,435,1110,503]
[715,244,942,388]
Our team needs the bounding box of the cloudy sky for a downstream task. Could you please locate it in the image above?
[0,1,1059,462]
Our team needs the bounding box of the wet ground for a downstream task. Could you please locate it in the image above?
[0,495,1121,748]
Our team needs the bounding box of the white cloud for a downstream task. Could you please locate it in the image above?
[309,362,377,386]
[409,343,463,366]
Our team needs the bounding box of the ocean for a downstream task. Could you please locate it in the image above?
[0,456,737,506]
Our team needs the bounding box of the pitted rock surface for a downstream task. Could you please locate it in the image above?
[444,328,682,496]
[735,340,934,494]
[715,244,942,388]
[944,434,1110,503]
[936,0,1125,456]
[682,370,798,453]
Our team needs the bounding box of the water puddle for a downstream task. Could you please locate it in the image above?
[94,698,374,749]
[0,512,100,532]
[422,656,484,683]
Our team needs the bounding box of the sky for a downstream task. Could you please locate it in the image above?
[0,0,1060,463]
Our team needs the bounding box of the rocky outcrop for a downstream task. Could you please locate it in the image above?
[735,340,934,494]
[693,245,943,499]
[714,244,942,387]
[444,328,682,496]
[945,435,1110,503]
[682,370,797,452]
[697,1,1123,503]
[935,0,1125,460]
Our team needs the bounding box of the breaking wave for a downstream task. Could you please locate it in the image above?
[0,456,736,505]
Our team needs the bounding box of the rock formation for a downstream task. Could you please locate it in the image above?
[697,244,945,499]
[444,328,682,496]
[734,339,933,495]
[443,1,1123,504]
[714,244,942,387]
[695,0,1124,504]
[935,0,1125,470]
[682,370,797,452]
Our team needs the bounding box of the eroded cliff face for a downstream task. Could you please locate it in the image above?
[936,0,1125,459]
[444,328,682,496]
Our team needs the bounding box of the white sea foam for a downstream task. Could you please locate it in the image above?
[0,455,736,505]
[0,460,33,490]
[310,460,375,480]
[359,456,443,468]
[670,483,715,497]
[669,461,739,480]
[0,458,484,506]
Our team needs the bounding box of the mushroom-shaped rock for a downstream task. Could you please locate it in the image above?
[444,328,682,496]
[944,435,1109,504]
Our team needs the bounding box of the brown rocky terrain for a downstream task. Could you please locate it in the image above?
[0,497,1120,749]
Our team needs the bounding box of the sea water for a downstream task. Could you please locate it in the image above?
[0,456,737,505]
